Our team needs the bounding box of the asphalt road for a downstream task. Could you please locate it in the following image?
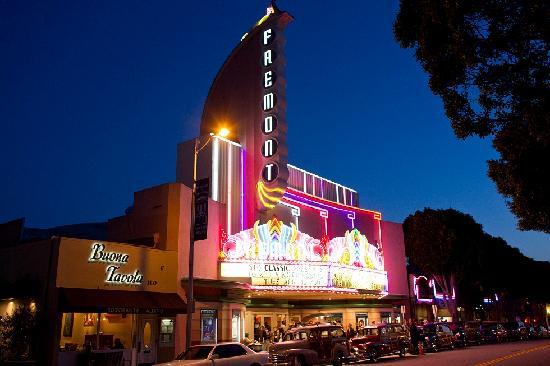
[351,339,550,366]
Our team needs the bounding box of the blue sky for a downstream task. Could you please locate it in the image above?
[1,0,548,260]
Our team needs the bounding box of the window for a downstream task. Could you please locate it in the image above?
[213,344,247,359]
[393,325,404,333]
[160,318,174,344]
[331,328,345,338]
[320,330,329,338]
[298,332,308,340]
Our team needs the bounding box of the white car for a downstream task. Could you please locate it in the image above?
[155,342,269,366]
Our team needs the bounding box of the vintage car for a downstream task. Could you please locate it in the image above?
[421,322,456,352]
[154,343,269,366]
[480,321,507,343]
[349,324,409,362]
[267,324,351,366]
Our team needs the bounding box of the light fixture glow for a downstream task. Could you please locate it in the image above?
[218,128,230,138]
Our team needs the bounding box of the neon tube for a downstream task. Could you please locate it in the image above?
[240,148,245,231]
[227,143,232,235]
[212,138,219,201]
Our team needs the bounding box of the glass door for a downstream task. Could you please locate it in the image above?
[137,316,157,364]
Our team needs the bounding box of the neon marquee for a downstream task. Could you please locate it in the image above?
[219,217,388,292]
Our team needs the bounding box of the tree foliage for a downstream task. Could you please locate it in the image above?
[394,0,550,232]
[403,208,484,317]
[404,208,550,317]
[0,305,37,361]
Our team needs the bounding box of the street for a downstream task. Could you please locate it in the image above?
[350,340,550,366]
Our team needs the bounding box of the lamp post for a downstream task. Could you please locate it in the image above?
[185,129,229,350]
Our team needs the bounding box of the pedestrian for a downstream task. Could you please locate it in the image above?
[410,319,420,355]
[347,323,356,338]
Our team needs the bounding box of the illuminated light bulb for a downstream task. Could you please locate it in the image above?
[218,128,230,138]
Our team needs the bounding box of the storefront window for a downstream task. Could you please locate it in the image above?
[200,309,217,344]
[59,312,134,351]
[160,318,174,344]
[381,312,391,324]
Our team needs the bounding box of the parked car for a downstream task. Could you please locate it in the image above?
[504,321,528,341]
[527,325,538,339]
[154,343,269,366]
[449,323,468,347]
[464,321,483,345]
[421,322,456,352]
[268,324,351,366]
[535,325,550,338]
[480,321,507,343]
[349,324,409,362]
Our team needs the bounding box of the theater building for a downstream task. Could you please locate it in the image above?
[1,4,409,363]
[108,3,409,354]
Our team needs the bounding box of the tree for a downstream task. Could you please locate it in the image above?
[394,0,550,233]
[0,305,37,361]
[403,208,485,320]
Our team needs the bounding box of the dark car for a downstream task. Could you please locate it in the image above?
[480,321,507,343]
[421,322,456,352]
[504,321,528,341]
[349,324,409,362]
[449,323,468,347]
[535,325,550,338]
[464,321,484,345]
[268,324,351,366]
[527,325,538,339]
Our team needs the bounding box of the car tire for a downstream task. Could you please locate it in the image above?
[332,351,344,366]
[292,356,306,366]
[399,346,406,357]
[370,349,380,363]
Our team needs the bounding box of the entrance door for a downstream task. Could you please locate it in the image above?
[137,316,157,365]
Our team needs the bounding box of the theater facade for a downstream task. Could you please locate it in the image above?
[110,3,409,353]
[0,4,409,363]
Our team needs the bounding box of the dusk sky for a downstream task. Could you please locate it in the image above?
[1,1,548,260]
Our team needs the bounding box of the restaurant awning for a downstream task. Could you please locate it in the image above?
[59,288,187,315]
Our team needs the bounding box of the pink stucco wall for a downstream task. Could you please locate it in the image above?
[381,220,409,296]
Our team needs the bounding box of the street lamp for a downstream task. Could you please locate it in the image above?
[185,129,228,350]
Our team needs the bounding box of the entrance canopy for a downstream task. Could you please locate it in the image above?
[59,288,186,315]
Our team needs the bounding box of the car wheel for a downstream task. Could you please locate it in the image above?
[293,356,306,366]
[399,346,406,357]
[370,350,380,363]
[332,351,344,366]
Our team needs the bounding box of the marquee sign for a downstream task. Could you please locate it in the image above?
[219,217,388,292]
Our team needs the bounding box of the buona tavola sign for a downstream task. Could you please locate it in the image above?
[56,237,177,292]
[88,243,143,285]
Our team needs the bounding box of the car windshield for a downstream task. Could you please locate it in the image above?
[357,328,379,336]
[423,325,436,334]
[176,346,214,360]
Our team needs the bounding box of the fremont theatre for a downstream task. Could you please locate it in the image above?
[0,4,409,362]
[166,3,409,349]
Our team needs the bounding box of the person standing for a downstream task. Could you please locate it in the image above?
[410,320,420,354]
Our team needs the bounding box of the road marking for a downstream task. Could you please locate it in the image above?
[474,344,550,366]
